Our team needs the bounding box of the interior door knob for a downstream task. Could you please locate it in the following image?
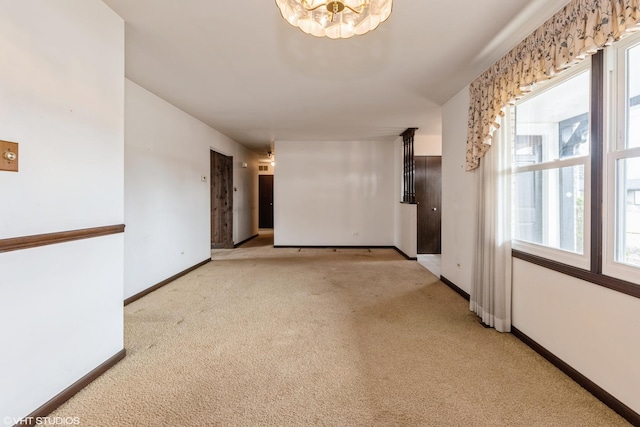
[432,207,437,211]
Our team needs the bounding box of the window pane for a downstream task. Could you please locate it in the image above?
[515,70,590,165]
[615,157,640,267]
[627,43,640,148]
[514,165,585,253]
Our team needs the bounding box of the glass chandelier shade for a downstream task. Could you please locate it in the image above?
[275,0,393,39]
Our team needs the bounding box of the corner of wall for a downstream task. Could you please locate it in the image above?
[441,86,476,294]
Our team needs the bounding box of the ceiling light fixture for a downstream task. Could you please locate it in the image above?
[275,0,392,39]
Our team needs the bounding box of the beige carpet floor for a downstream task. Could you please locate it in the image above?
[51,233,629,426]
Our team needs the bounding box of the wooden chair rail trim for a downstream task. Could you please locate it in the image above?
[0,224,125,253]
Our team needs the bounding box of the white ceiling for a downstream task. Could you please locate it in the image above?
[102,0,571,155]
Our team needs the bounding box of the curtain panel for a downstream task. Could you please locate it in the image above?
[466,0,640,171]
[471,114,512,332]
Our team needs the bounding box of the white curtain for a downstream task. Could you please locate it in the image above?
[470,113,512,332]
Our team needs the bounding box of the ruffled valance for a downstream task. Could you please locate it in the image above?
[466,0,640,171]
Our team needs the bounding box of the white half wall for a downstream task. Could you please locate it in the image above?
[274,140,394,246]
[124,80,258,300]
[0,0,124,420]
[441,87,476,293]
[394,203,417,258]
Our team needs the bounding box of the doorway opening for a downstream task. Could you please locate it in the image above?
[259,174,274,229]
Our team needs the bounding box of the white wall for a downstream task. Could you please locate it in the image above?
[394,203,417,257]
[124,80,258,300]
[274,140,394,246]
[0,0,124,421]
[415,135,443,156]
[513,260,640,413]
[441,87,477,293]
[441,86,640,414]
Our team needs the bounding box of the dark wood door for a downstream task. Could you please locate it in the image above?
[259,175,274,228]
[416,156,442,254]
[211,150,233,248]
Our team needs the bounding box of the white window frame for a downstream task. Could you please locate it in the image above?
[603,33,640,283]
[511,60,592,270]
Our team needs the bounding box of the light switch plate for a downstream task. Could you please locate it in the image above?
[0,140,18,172]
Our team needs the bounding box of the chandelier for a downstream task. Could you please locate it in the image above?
[275,0,393,39]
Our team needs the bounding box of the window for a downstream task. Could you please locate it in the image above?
[511,32,640,296]
[512,65,591,268]
[604,36,640,282]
